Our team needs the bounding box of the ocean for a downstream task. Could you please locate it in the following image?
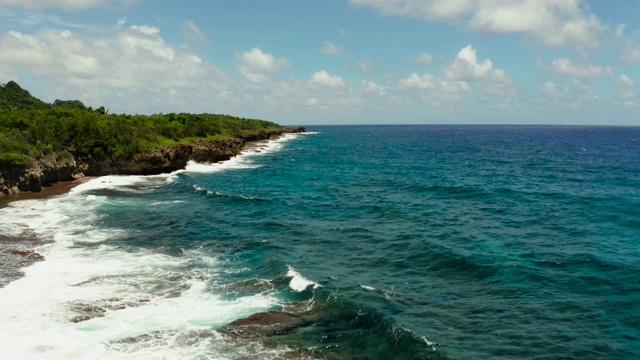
[0,125,638,359]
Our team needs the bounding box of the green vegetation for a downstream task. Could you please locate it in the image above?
[0,81,287,169]
[0,81,49,109]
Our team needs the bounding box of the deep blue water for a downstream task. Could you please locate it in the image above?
[1,125,639,359]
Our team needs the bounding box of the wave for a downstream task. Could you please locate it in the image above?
[0,133,317,359]
[0,195,281,359]
[286,266,321,292]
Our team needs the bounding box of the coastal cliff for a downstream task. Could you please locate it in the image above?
[0,128,305,195]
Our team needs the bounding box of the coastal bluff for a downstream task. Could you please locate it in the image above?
[0,127,305,195]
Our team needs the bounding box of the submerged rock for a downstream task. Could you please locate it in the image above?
[219,311,305,338]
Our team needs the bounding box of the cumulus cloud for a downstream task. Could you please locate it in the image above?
[551,57,613,78]
[443,45,493,81]
[620,47,640,64]
[358,58,378,74]
[115,17,127,29]
[467,0,603,48]
[359,80,385,95]
[350,0,471,20]
[399,45,513,100]
[349,0,604,48]
[413,52,433,65]
[400,72,469,93]
[236,47,291,83]
[399,73,439,89]
[618,74,636,105]
[538,78,601,107]
[0,22,391,120]
[321,41,343,55]
[540,81,564,98]
[482,68,514,95]
[309,70,346,87]
[0,0,130,10]
[0,24,232,113]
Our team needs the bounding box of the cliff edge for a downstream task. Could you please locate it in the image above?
[1,127,305,195]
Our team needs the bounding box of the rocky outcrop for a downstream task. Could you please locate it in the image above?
[219,311,305,338]
[0,153,80,194]
[0,127,306,195]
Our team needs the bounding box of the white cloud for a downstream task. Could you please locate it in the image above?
[350,0,471,20]
[321,41,343,55]
[415,52,433,65]
[551,57,613,78]
[399,73,470,94]
[615,23,626,38]
[399,73,439,89]
[399,45,513,100]
[618,74,636,105]
[236,47,291,83]
[181,20,210,45]
[0,0,130,10]
[360,80,385,95]
[443,45,513,95]
[443,45,493,81]
[0,24,230,113]
[115,17,127,29]
[468,0,603,48]
[620,46,640,64]
[570,78,599,101]
[541,81,564,98]
[482,68,514,95]
[309,70,346,88]
[537,78,601,107]
[358,58,378,74]
[350,0,604,48]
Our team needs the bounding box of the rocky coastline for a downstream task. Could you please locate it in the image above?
[0,127,305,196]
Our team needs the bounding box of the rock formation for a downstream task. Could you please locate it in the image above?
[0,127,305,195]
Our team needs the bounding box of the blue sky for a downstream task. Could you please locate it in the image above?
[1,0,639,125]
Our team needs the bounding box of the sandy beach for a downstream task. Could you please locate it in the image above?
[0,178,90,209]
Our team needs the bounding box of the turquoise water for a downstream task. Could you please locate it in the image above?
[1,125,639,359]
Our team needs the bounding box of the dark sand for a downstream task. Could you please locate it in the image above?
[0,178,91,209]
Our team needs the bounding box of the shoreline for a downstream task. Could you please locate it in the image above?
[0,131,301,208]
[0,133,297,289]
[0,177,90,209]
[1,127,304,197]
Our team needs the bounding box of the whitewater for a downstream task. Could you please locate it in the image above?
[1,126,638,359]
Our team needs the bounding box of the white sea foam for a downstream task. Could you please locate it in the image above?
[360,283,377,291]
[0,132,317,359]
[0,197,281,359]
[70,174,173,195]
[184,157,260,173]
[183,133,307,173]
[286,266,321,292]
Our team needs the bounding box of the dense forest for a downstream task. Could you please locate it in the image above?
[0,81,288,169]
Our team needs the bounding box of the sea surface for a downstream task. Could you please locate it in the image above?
[1,125,639,359]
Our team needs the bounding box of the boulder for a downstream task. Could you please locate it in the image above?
[219,311,305,338]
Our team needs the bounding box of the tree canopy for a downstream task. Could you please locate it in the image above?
[0,81,289,169]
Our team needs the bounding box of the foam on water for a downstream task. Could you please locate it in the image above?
[0,198,284,359]
[286,266,321,292]
[0,134,313,359]
[71,174,171,194]
[0,190,284,359]
[359,283,377,291]
[182,134,300,174]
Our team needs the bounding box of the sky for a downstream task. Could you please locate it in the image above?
[1,0,639,125]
